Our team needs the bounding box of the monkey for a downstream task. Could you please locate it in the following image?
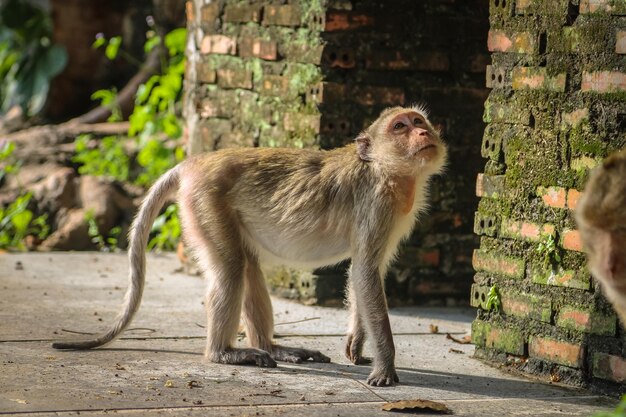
[576,148,626,324]
[52,106,447,387]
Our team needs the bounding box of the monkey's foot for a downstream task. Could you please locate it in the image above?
[366,368,399,387]
[212,347,277,368]
[345,332,371,365]
[271,344,331,364]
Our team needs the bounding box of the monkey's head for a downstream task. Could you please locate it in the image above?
[576,149,626,295]
[355,106,447,175]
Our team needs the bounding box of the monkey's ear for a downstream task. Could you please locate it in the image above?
[355,135,373,162]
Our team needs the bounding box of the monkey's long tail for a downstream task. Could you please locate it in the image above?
[52,165,181,350]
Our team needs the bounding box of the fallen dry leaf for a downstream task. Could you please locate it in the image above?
[429,324,439,334]
[446,333,471,344]
[382,399,450,414]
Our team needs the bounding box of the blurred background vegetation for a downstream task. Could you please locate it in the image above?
[0,0,187,252]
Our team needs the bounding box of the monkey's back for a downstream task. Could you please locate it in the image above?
[183,147,368,268]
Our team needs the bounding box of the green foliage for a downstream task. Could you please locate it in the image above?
[85,209,121,251]
[593,395,626,417]
[0,192,49,250]
[72,134,130,181]
[536,234,562,269]
[135,139,184,186]
[486,285,501,312]
[77,27,187,252]
[91,88,122,122]
[129,28,186,141]
[0,141,21,183]
[0,0,67,115]
[148,204,180,251]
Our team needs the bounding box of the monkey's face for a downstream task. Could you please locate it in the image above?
[381,110,447,172]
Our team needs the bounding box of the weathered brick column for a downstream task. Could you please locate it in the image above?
[472,0,626,393]
[184,0,489,305]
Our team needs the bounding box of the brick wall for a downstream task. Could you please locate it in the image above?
[184,0,489,305]
[473,0,626,393]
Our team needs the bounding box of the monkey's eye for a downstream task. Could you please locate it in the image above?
[414,118,423,125]
[393,122,406,130]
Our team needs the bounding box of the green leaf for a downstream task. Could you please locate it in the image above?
[164,28,187,56]
[92,36,106,49]
[11,209,32,234]
[144,35,161,53]
[40,45,68,78]
[105,36,122,60]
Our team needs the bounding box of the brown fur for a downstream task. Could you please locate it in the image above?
[576,148,626,324]
[52,106,447,386]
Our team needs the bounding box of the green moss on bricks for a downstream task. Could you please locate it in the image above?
[283,63,322,96]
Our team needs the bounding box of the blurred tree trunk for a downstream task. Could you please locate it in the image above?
[46,0,151,121]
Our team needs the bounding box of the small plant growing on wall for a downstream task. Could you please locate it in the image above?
[486,285,501,312]
[536,234,562,270]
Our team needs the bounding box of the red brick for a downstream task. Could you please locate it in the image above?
[223,4,261,23]
[200,3,220,22]
[537,186,566,209]
[324,11,374,31]
[239,37,278,61]
[616,31,626,54]
[472,249,526,279]
[200,35,236,55]
[593,353,626,383]
[529,336,585,368]
[567,189,581,210]
[260,75,291,97]
[501,291,552,322]
[196,63,216,84]
[556,306,616,335]
[487,30,535,53]
[501,218,555,242]
[352,86,405,106]
[217,68,252,89]
[581,71,626,93]
[512,67,566,92]
[263,4,301,26]
[561,229,583,252]
[531,267,591,290]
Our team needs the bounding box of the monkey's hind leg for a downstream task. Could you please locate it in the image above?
[181,196,276,368]
[242,252,331,364]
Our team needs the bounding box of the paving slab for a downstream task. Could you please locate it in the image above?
[0,252,618,416]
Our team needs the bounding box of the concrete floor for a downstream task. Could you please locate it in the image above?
[0,252,618,416]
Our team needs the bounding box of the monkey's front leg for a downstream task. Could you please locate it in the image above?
[350,261,398,386]
[345,281,371,365]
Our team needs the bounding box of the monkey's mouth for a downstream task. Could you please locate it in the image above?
[416,144,437,155]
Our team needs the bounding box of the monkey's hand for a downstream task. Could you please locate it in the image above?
[367,366,399,387]
[345,332,372,365]
[271,344,331,364]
